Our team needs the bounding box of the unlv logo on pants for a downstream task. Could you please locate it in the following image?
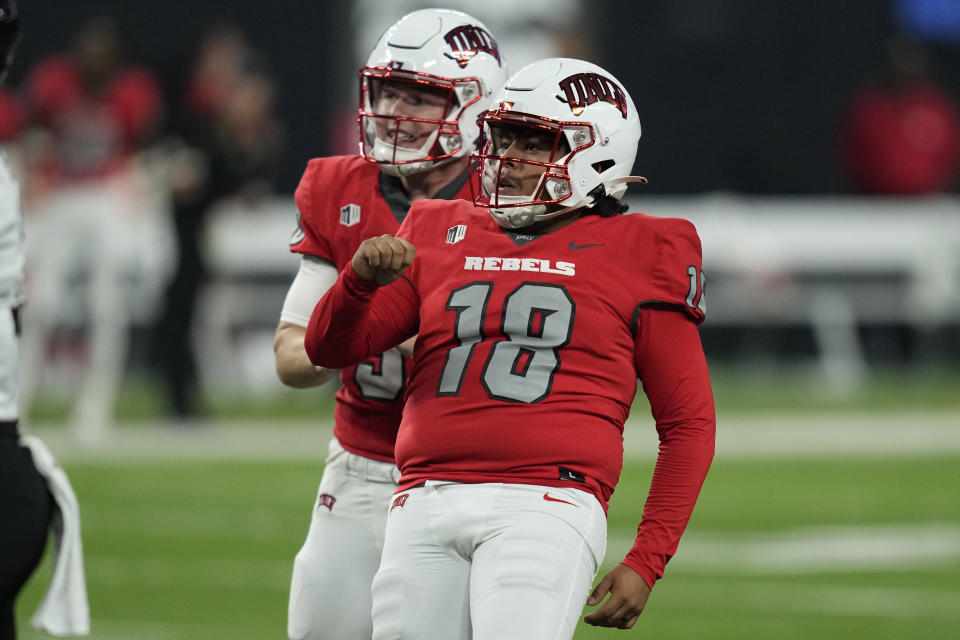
[558,73,629,119]
[390,493,409,513]
[444,25,501,68]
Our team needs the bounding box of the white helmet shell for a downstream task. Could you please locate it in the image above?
[472,58,642,228]
[359,9,507,176]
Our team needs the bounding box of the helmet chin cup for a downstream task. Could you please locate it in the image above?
[369,128,442,176]
[488,202,547,228]
[377,159,434,177]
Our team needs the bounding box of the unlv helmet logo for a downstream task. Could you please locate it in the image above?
[557,73,628,119]
[444,25,501,68]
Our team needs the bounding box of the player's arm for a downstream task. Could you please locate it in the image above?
[585,307,715,629]
[274,255,339,388]
[305,235,418,369]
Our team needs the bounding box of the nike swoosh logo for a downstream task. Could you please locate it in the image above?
[543,492,579,507]
[569,241,603,250]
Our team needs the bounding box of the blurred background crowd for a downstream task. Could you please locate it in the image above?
[3,0,959,434]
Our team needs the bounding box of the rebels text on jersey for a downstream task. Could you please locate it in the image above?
[305,200,715,584]
[289,155,472,461]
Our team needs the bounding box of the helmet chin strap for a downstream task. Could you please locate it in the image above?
[489,203,546,228]
[490,200,592,229]
[487,162,648,229]
[378,146,463,176]
[370,121,453,176]
[378,158,438,177]
[490,178,647,230]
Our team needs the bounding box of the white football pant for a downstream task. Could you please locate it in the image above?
[288,437,400,640]
[19,164,174,440]
[372,482,607,640]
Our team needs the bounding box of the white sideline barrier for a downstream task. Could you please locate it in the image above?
[629,194,960,325]
[198,195,960,393]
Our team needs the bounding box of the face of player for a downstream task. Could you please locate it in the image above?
[488,123,571,197]
[371,78,453,150]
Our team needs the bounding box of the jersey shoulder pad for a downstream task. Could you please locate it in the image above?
[295,155,375,219]
[630,214,706,323]
[291,156,378,257]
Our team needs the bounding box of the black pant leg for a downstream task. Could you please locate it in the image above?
[0,432,53,640]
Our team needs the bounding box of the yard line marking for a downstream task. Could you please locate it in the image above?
[79,505,300,542]
[606,522,960,573]
[26,409,960,461]
[85,555,292,590]
[654,580,960,620]
[622,410,960,459]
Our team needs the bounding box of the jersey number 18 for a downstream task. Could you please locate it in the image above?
[437,281,575,404]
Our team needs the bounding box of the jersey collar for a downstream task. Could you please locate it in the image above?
[378,170,470,224]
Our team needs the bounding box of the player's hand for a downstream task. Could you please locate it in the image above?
[352,234,416,286]
[583,564,651,629]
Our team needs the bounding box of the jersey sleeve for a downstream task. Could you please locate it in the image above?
[279,256,339,327]
[643,218,706,324]
[623,306,716,588]
[289,159,335,261]
[304,263,419,369]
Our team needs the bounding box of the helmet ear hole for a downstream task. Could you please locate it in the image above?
[592,160,615,174]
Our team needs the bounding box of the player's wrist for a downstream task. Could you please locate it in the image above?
[619,557,657,590]
[345,262,383,292]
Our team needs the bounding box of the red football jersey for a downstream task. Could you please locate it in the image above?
[305,199,715,585]
[289,155,472,461]
[26,56,162,180]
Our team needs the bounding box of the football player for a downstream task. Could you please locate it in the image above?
[304,58,716,639]
[274,9,506,640]
[0,2,88,638]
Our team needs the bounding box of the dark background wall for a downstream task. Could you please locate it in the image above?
[9,0,353,193]
[10,0,960,194]
[597,0,895,194]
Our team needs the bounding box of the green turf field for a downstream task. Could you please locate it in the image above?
[14,411,960,639]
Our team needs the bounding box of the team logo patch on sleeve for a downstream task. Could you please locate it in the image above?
[339,204,361,227]
[446,224,467,244]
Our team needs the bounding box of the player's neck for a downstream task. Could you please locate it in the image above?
[400,157,469,202]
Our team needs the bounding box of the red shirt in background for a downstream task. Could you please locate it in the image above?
[24,55,162,181]
[842,82,960,194]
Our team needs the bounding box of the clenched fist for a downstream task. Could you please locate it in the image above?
[352,234,416,286]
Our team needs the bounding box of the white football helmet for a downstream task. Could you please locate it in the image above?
[359,9,507,176]
[472,58,644,228]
